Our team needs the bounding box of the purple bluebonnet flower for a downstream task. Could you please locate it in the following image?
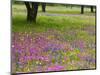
[30,48,38,54]
[44,43,62,52]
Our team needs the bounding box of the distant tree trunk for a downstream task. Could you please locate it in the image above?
[66,5,72,9]
[90,6,94,13]
[70,5,73,9]
[42,3,46,12]
[24,2,39,22]
[81,5,84,14]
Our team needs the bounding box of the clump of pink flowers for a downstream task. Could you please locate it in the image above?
[47,65,64,71]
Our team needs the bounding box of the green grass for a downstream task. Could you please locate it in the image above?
[12,14,95,32]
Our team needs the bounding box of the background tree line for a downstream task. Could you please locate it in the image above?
[12,1,96,22]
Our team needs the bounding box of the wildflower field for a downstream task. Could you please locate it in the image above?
[12,4,96,73]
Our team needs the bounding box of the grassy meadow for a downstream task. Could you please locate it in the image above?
[12,3,96,73]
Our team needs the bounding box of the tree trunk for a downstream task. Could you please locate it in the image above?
[31,2,39,22]
[81,5,84,14]
[90,6,94,13]
[24,2,39,22]
[42,3,46,12]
